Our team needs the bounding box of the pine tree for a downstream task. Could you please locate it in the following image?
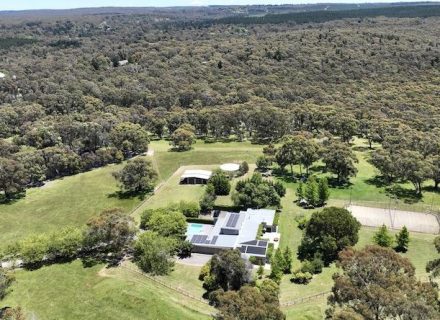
[296,182,304,201]
[305,176,319,207]
[374,224,393,247]
[318,177,330,206]
[283,246,293,274]
[270,248,286,283]
[395,226,410,252]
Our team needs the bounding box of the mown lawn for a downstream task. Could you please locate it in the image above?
[1,260,210,320]
[150,139,262,181]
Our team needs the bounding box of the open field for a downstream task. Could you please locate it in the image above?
[0,163,141,246]
[1,260,210,320]
[1,138,439,320]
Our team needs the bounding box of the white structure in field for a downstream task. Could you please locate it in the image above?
[180,169,212,184]
[220,163,240,172]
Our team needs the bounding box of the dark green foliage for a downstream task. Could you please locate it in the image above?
[426,236,440,278]
[323,140,358,184]
[233,173,282,209]
[170,124,196,151]
[256,156,271,171]
[203,249,250,292]
[212,5,440,26]
[272,181,286,197]
[200,183,217,212]
[395,226,410,252]
[300,254,324,275]
[298,207,361,264]
[305,176,319,207]
[177,200,200,218]
[0,157,27,200]
[0,37,37,50]
[210,170,231,196]
[318,177,330,206]
[134,231,178,275]
[177,240,193,258]
[290,271,312,284]
[238,161,249,176]
[373,224,393,248]
[113,158,157,194]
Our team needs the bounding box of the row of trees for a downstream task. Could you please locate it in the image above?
[260,134,358,184]
[1,208,136,266]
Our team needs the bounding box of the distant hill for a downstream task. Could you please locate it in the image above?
[1,2,439,21]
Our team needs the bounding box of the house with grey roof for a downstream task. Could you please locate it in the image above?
[186,208,276,261]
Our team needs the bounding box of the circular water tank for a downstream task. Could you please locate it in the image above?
[220,163,240,172]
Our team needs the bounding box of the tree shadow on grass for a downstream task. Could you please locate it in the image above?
[0,192,26,205]
[327,177,353,189]
[384,185,422,204]
[422,185,440,194]
[108,190,150,201]
[365,175,391,188]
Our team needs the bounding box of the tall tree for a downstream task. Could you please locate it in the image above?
[113,158,157,194]
[373,224,393,248]
[0,157,27,200]
[83,208,136,254]
[204,249,250,292]
[328,246,440,320]
[395,226,410,252]
[134,231,177,275]
[298,207,361,264]
[110,122,149,157]
[322,140,358,184]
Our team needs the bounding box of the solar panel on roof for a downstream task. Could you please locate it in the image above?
[226,213,237,227]
[246,246,266,255]
[257,240,268,247]
[211,236,218,245]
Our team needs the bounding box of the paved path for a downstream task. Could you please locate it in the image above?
[176,253,212,267]
[348,205,440,234]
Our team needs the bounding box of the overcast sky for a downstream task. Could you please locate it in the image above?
[0,1,428,11]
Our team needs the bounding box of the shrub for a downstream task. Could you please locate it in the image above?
[199,261,211,281]
[177,240,193,258]
[210,170,231,195]
[239,161,249,175]
[179,201,200,218]
[290,271,312,284]
[273,181,286,197]
[256,156,271,171]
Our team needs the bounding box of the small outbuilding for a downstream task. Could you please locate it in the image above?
[180,169,212,184]
[220,163,240,173]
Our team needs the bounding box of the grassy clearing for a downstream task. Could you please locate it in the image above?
[1,260,209,320]
[278,183,437,319]
[0,163,141,246]
[150,139,262,181]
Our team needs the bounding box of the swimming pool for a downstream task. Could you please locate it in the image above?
[187,223,205,236]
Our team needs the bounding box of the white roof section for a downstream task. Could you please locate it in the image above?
[220,163,240,172]
[186,208,276,249]
[181,169,212,180]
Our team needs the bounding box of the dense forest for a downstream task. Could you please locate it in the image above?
[0,4,440,199]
